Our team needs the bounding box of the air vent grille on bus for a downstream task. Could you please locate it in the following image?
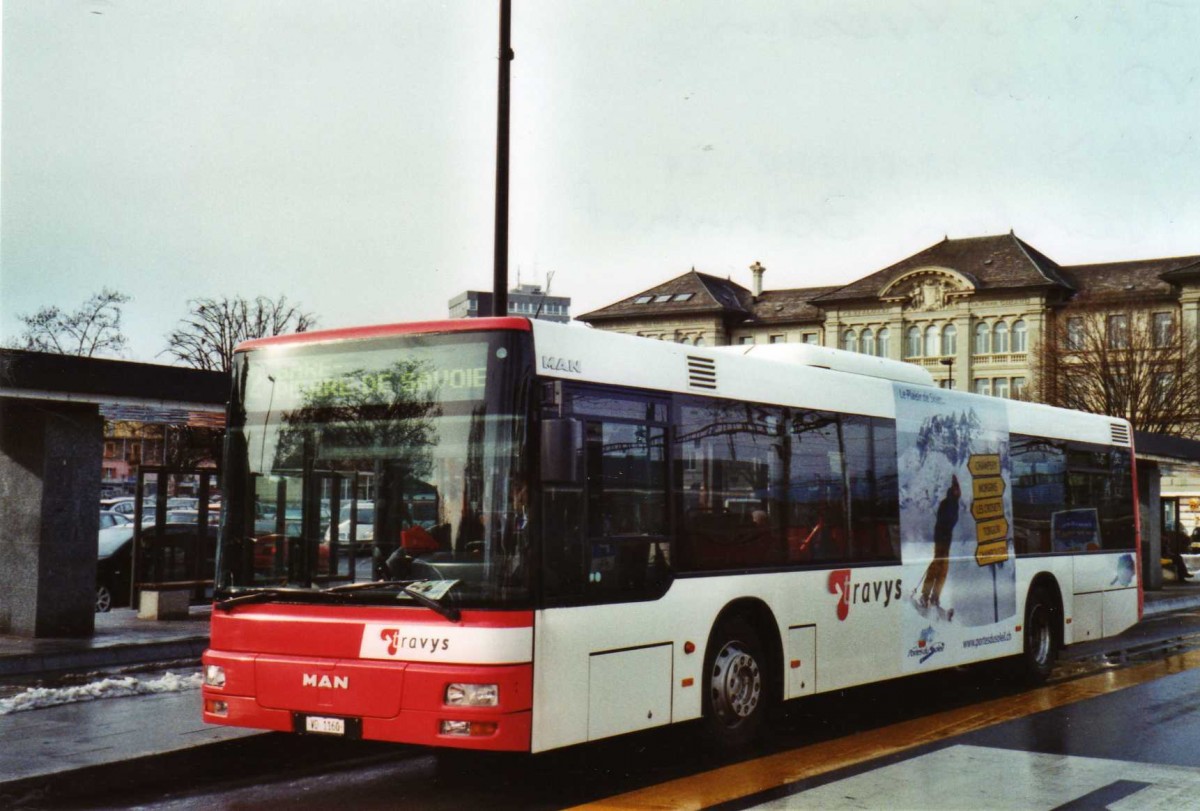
[1110,422,1131,446]
[687,356,717,390]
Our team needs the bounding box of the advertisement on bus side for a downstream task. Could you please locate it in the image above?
[893,384,1017,672]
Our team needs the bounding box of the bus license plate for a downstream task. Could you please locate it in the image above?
[304,715,345,736]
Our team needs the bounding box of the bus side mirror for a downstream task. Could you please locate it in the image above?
[541,418,583,485]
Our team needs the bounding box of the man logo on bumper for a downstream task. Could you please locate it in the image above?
[303,674,349,689]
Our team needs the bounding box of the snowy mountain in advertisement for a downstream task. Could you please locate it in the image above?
[893,384,1017,670]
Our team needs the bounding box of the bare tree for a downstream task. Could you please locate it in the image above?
[11,288,131,357]
[163,295,318,373]
[1029,297,1200,436]
[164,424,225,469]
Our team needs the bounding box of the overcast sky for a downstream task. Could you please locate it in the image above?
[3,1,1199,362]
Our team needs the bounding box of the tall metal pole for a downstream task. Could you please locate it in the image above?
[492,0,513,317]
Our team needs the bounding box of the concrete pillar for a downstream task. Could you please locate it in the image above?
[885,317,904,362]
[0,398,102,637]
[953,315,970,390]
[1139,460,1163,591]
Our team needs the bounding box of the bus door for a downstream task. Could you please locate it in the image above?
[537,384,673,746]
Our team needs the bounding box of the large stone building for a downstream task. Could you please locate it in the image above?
[579,231,1200,540]
[579,232,1200,397]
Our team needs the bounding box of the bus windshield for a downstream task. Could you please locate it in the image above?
[217,329,533,609]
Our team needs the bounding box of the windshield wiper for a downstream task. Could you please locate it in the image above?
[323,580,411,594]
[215,588,311,612]
[402,583,461,623]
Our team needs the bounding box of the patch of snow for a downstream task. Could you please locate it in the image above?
[0,670,202,715]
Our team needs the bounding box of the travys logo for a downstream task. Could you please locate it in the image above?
[379,628,450,656]
[827,569,903,621]
[909,625,945,664]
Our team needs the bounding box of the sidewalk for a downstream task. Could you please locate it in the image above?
[3,582,1200,803]
[0,606,211,679]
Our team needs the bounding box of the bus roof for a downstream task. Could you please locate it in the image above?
[527,320,1133,449]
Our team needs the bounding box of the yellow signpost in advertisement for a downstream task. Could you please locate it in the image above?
[970,453,1009,566]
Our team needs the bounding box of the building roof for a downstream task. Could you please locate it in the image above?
[746,286,842,324]
[578,269,756,322]
[1059,255,1200,299]
[577,235,1200,335]
[813,233,1072,304]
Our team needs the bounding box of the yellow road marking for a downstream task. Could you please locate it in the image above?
[571,649,1200,811]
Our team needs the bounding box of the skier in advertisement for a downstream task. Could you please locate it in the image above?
[917,475,961,619]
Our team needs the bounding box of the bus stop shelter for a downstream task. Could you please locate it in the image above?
[1134,431,1200,591]
[0,350,226,638]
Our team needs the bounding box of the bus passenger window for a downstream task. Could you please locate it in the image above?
[674,397,787,571]
[842,415,899,562]
[787,410,846,564]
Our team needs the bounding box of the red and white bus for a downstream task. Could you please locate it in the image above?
[202,317,1141,752]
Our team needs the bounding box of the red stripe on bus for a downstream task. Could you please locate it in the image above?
[212,602,534,627]
[235,317,531,352]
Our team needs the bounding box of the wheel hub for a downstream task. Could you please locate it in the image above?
[711,642,762,725]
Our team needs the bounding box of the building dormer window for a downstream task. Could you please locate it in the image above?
[634,295,653,304]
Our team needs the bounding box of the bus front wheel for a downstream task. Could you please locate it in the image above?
[1021,587,1058,683]
[702,617,768,749]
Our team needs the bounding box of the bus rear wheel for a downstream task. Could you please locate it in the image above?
[703,617,768,749]
[1021,587,1058,683]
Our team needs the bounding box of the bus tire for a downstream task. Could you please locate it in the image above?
[1021,587,1058,684]
[702,616,769,749]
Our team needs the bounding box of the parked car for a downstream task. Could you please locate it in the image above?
[255,506,331,539]
[96,525,136,612]
[101,497,156,523]
[95,522,218,612]
[167,497,199,510]
[327,501,375,551]
[99,510,131,530]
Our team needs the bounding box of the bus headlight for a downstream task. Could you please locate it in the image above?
[444,683,498,706]
[204,665,226,688]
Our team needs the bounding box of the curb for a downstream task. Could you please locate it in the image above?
[1144,594,1200,617]
[0,733,267,808]
[0,637,209,679]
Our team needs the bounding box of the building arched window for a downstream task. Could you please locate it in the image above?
[906,326,922,358]
[925,325,940,357]
[860,328,875,356]
[993,321,1009,354]
[843,330,857,353]
[974,322,990,355]
[877,327,890,358]
[694,336,705,347]
[941,324,957,357]
[1011,320,1027,352]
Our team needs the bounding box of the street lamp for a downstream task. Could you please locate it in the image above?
[940,357,954,390]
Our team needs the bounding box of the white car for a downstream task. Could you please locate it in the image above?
[328,502,375,550]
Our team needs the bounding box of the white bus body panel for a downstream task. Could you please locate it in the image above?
[526,322,1140,751]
